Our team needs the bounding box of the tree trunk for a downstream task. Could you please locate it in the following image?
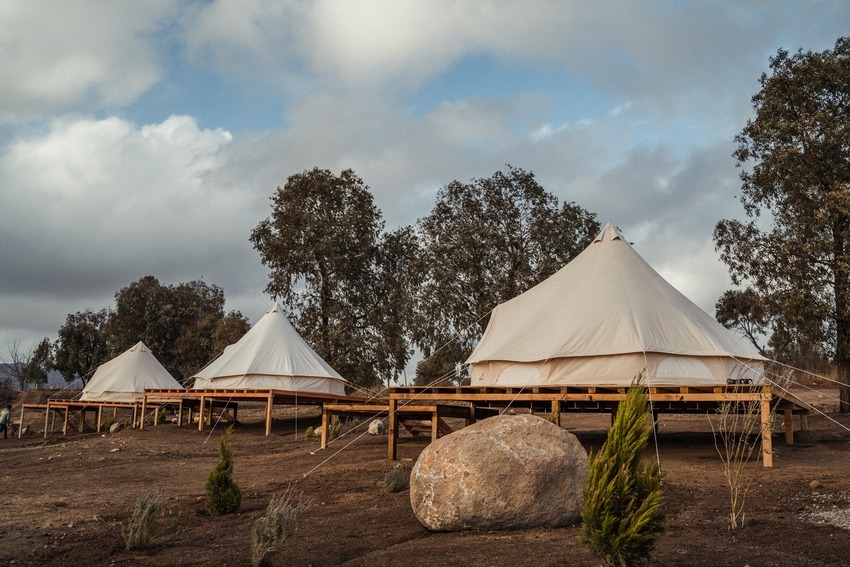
[835,226,850,413]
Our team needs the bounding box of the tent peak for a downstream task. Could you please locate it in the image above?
[267,302,282,314]
[130,341,149,352]
[593,223,625,244]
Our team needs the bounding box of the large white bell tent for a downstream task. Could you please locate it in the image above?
[80,341,183,402]
[466,223,766,387]
[191,303,348,396]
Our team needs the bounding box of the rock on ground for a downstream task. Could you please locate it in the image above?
[368,419,386,435]
[410,414,588,531]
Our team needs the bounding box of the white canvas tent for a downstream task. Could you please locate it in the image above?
[81,341,183,402]
[191,303,348,395]
[466,223,766,387]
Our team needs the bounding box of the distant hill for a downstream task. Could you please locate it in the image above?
[0,363,82,390]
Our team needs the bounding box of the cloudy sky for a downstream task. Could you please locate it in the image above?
[1,1,848,365]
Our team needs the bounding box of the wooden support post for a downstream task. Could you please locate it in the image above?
[784,408,794,445]
[388,397,398,460]
[198,395,205,431]
[44,402,50,438]
[177,400,184,426]
[62,406,69,436]
[265,392,273,436]
[153,405,159,426]
[97,406,103,433]
[320,409,329,449]
[18,406,25,439]
[761,387,773,468]
[550,400,561,427]
[469,403,477,424]
[232,403,238,425]
[78,409,85,433]
[140,395,148,430]
[431,410,439,442]
[132,404,138,429]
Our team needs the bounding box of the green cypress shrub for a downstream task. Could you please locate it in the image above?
[580,377,665,567]
[205,425,242,515]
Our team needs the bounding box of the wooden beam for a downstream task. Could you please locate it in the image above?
[430,413,439,442]
[761,387,773,468]
[388,397,398,460]
[550,399,560,426]
[320,408,329,449]
[265,391,273,436]
[140,395,148,430]
[43,402,50,439]
[784,408,794,445]
[198,395,205,432]
[97,406,103,433]
[18,405,24,439]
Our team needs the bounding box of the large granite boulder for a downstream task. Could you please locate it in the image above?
[410,414,588,531]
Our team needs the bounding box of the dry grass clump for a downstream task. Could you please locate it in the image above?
[251,485,312,567]
[122,492,162,551]
[380,463,410,493]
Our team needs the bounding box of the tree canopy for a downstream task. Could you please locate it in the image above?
[101,276,249,382]
[413,165,599,384]
[714,37,850,410]
[53,308,110,385]
[251,167,414,389]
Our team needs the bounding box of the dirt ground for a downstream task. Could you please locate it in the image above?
[1,388,850,566]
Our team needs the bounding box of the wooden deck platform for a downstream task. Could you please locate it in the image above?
[18,394,189,438]
[322,383,811,468]
[142,388,368,436]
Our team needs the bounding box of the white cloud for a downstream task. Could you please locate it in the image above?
[0,1,178,119]
[0,115,256,296]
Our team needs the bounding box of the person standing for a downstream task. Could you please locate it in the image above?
[0,405,11,439]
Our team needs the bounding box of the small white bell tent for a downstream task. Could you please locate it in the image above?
[191,303,348,396]
[466,223,766,387]
[81,341,183,402]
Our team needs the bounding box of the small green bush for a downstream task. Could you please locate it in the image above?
[251,486,312,567]
[580,376,665,567]
[304,426,314,443]
[328,416,342,440]
[122,492,161,550]
[380,464,410,494]
[157,406,167,424]
[205,425,242,515]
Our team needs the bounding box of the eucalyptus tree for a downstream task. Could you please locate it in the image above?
[103,276,243,381]
[413,165,599,384]
[53,308,110,385]
[251,168,415,389]
[714,37,850,410]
